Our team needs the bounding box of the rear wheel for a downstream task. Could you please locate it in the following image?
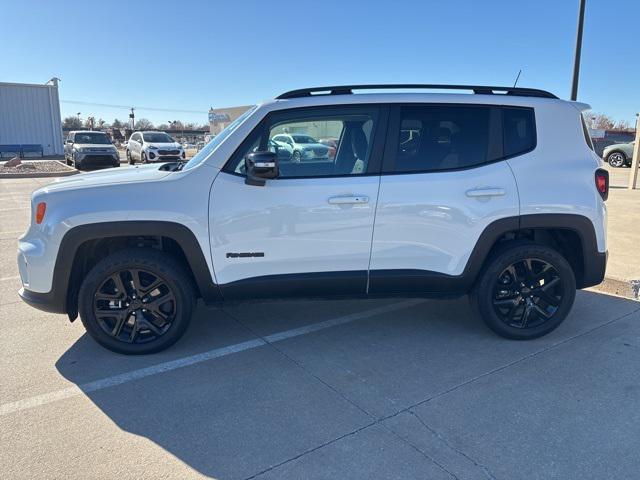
[471,243,576,340]
[607,151,626,168]
[78,249,196,354]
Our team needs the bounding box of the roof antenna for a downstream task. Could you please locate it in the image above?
[513,69,522,87]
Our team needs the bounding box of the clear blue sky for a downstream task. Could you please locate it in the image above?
[1,0,638,126]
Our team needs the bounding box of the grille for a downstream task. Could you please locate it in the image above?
[158,149,180,155]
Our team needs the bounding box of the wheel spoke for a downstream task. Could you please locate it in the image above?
[110,311,129,337]
[531,303,551,319]
[536,288,560,306]
[494,297,519,307]
[521,304,532,328]
[111,272,128,298]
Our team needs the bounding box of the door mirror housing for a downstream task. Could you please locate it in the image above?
[245,151,278,186]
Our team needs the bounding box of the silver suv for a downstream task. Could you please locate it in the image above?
[64,131,119,170]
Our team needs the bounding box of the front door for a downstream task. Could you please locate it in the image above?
[209,105,387,299]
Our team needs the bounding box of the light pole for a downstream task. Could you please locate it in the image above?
[571,0,586,101]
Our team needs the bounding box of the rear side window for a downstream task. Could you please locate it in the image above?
[385,104,536,174]
[389,105,494,173]
[503,107,536,157]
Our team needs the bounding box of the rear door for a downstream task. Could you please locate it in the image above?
[369,103,529,294]
[209,105,388,298]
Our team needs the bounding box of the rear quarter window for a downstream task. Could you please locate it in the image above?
[503,107,536,157]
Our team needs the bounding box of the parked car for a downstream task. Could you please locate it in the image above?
[318,138,338,159]
[18,84,608,354]
[126,131,185,164]
[602,141,635,167]
[64,131,119,170]
[272,133,329,162]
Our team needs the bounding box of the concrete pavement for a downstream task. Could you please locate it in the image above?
[2,176,640,479]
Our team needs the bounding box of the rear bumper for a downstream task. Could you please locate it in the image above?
[579,250,607,289]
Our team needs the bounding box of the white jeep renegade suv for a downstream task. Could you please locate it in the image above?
[17,85,608,354]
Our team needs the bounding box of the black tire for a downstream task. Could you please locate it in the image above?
[127,149,134,165]
[141,151,147,164]
[78,248,196,354]
[292,150,301,163]
[471,242,576,340]
[607,151,626,168]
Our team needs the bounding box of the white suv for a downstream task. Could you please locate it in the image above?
[126,131,185,164]
[17,85,608,354]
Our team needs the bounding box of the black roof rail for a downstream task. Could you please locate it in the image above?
[276,84,558,100]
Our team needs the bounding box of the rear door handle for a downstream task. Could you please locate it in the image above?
[328,195,369,205]
[466,188,506,198]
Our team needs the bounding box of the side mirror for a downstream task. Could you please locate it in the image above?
[245,151,278,186]
[66,139,73,144]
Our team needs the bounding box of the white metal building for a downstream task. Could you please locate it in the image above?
[0,78,64,156]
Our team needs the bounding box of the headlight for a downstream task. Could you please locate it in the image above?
[74,147,87,153]
[148,146,158,150]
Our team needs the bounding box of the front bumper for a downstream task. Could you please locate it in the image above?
[146,149,185,162]
[75,151,119,169]
[18,287,66,314]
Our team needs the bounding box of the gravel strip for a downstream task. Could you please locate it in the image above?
[0,160,77,177]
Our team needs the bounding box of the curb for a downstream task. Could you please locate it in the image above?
[589,276,640,300]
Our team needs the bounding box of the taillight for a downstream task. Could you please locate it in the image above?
[595,169,609,201]
[35,202,46,224]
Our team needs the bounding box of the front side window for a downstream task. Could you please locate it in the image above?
[225,106,379,178]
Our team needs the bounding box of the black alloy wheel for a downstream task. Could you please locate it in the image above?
[78,248,195,354]
[93,268,176,344]
[492,258,562,329]
[472,243,576,340]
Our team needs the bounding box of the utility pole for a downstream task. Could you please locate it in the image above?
[129,107,135,130]
[571,0,586,100]
[628,114,639,190]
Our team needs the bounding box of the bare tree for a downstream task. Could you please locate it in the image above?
[615,119,631,130]
[156,123,170,131]
[63,116,82,129]
[134,118,155,130]
[112,119,124,129]
[590,113,615,130]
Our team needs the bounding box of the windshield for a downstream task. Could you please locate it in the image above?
[292,135,317,144]
[143,133,174,143]
[74,132,111,144]
[182,106,258,171]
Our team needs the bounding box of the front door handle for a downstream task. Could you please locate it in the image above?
[328,195,369,205]
[466,188,506,198]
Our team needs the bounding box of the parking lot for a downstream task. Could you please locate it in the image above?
[2,176,640,479]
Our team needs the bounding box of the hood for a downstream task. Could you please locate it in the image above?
[73,143,117,149]
[300,143,329,150]
[146,142,182,149]
[41,164,172,193]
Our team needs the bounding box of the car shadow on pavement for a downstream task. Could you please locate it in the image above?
[54,292,640,480]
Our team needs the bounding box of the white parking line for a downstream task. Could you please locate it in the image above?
[0,275,20,282]
[0,299,424,416]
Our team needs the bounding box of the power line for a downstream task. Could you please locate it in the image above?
[60,99,208,114]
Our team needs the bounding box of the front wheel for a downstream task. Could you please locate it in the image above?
[607,151,626,168]
[471,243,576,340]
[292,150,301,163]
[141,151,147,164]
[127,149,134,165]
[78,248,196,354]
